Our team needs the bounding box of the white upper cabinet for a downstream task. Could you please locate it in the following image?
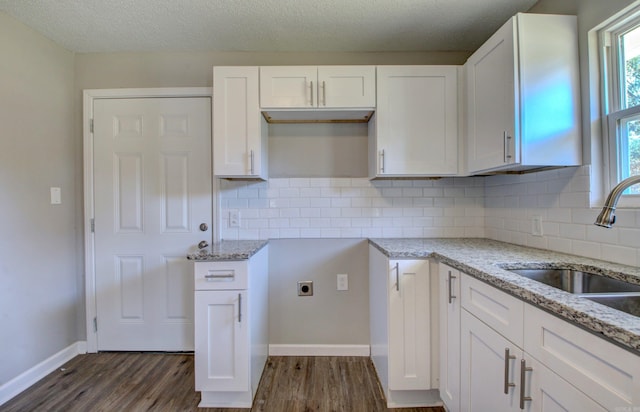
[371,66,459,177]
[465,13,581,174]
[213,66,268,179]
[260,66,376,109]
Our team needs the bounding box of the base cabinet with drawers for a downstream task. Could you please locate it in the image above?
[193,246,269,408]
[439,264,640,412]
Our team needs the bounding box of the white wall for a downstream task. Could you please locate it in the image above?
[268,239,370,346]
[0,12,76,385]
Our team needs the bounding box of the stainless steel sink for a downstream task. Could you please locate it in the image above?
[508,268,640,294]
[584,294,640,317]
[507,267,640,317]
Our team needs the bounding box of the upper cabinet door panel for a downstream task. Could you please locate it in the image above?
[465,19,516,173]
[213,66,266,179]
[317,66,376,108]
[259,66,376,109]
[466,13,581,174]
[375,65,458,177]
[260,66,317,108]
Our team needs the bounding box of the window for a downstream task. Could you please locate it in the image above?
[603,9,640,198]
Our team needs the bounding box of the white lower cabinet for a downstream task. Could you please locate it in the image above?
[524,355,607,412]
[460,309,522,412]
[438,264,460,412]
[369,245,439,407]
[195,290,248,392]
[524,304,640,411]
[193,246,269,408]
[450,271,633,412]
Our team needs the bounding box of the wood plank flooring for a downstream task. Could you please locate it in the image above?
[1,353,445,412]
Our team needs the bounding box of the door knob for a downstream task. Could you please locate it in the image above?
[198,240,209,249]
[199,223,208,232]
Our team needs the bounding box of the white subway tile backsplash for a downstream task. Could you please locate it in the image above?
[601,244,637,266]
[571,240,602,260]
[217,165,640,267]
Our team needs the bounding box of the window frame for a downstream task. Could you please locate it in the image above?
[602,5,640,207]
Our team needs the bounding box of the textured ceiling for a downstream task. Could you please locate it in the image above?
[0,0,538,53]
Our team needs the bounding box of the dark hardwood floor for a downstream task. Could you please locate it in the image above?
[1,353,445,412]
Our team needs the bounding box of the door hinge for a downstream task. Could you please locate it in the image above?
[93,317,98,332]
[90,118,94,133]
[90,218,95,233]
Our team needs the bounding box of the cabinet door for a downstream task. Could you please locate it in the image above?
[195,290,248,392]
[260,66,317,108]
[524,304,640,410]
[466,18,517,173]
[375,66,458,176]
[317,66,375,108]
[439,264,460,412]
[522,355,607,412]
[388,259,430,390]
[460,309,520,412]
[213,67,266,178]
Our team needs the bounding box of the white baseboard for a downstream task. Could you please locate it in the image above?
[0,341,87,406]
[269,344,370,357]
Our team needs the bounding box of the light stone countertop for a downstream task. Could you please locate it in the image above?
[369,238,640,355]
[187,239,268,261]
[187,237,640,354]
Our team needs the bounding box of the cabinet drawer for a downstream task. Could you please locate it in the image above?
[524,304,640,410]
[461,273,524,347]
[194,261,248,290]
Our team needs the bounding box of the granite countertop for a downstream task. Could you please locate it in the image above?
[187,239,268,261]
[369,238,640,354]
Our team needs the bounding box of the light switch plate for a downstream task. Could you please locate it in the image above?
[337,274,348,291]
[50,187,61,204]
[532,215,543,236]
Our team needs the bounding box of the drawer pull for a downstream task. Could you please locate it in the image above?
[504,348,516,394]
[448,270,457,304]
[519,359,533,409]
[394,262,400,292]
[238,293,242,323]
[204,273,235,280]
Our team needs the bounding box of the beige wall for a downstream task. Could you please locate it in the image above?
[0,12,76,386]
[268,239,370,346]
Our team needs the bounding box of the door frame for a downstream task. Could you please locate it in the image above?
[83,88,217,353]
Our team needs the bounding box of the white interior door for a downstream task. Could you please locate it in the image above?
[93,97,211,351]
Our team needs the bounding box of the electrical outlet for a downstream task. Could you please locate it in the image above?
[298,281,313,296]
[337,274,348,291]
[229,210,240,228]
[532,215,543,237]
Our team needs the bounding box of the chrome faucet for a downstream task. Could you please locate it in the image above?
[594,175,640,227]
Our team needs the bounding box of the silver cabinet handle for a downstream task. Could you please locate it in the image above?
[394,262,400,292]
[322,80,326,106]
[310,80,314,106]
[504,348,516,394]
[198,240,209,249]
[448,270,457,304]
[204,274,234,280]
[250,150,255,175]
[380,150,385,174]
[238,293,242,323]
[520,359,533,409]
[504,131,513,163]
